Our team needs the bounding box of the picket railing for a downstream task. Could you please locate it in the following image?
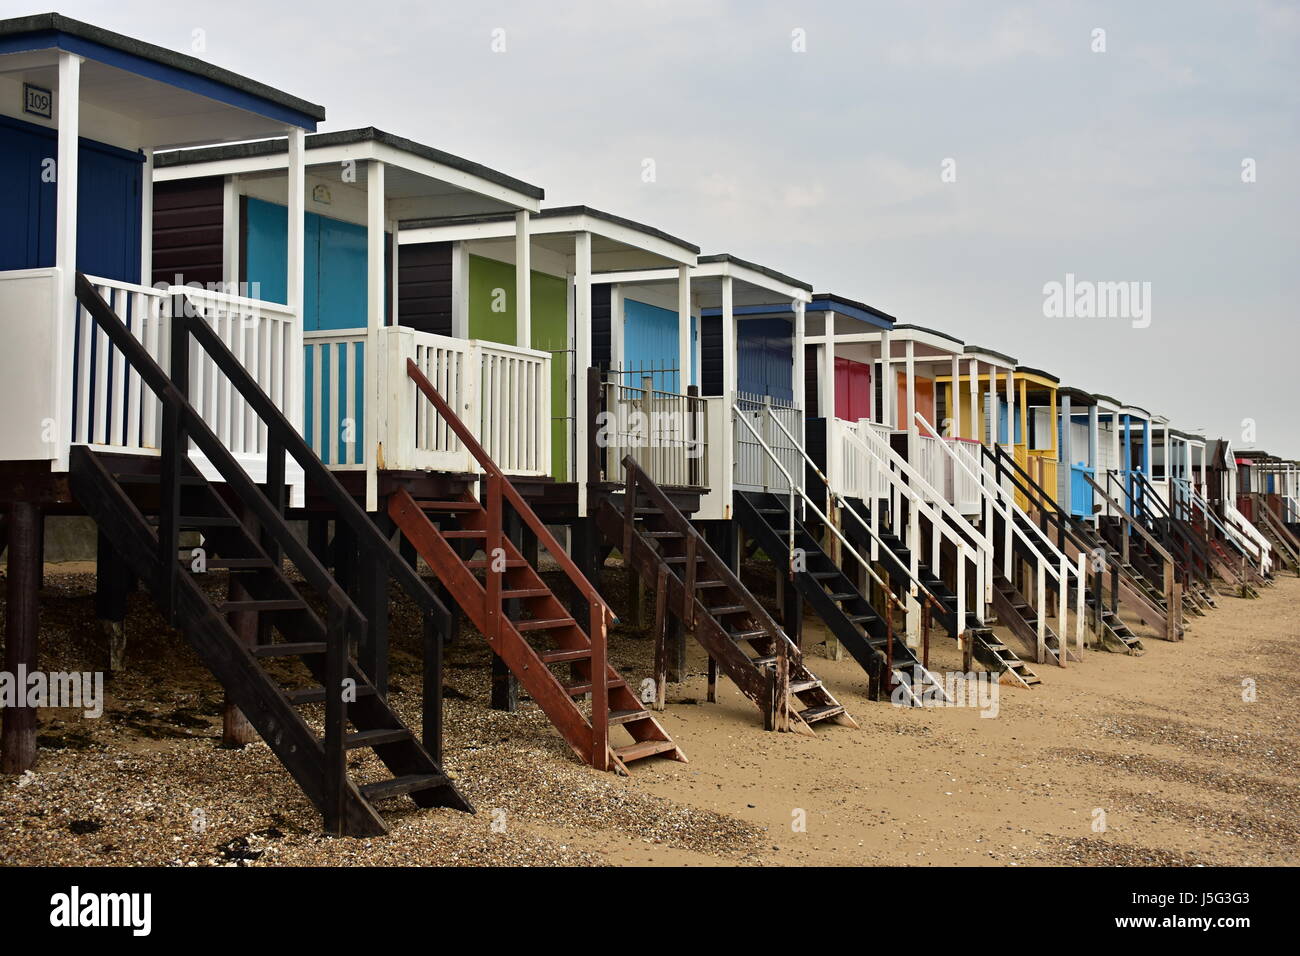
[478,341,551,477]
[304,329,367,467]
[73,277,298,466]
[915,434,945,502]
[378,327,551,477]
[945,437,982,515]
[595,375,708,489]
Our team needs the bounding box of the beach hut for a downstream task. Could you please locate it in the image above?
[0,14,476,834]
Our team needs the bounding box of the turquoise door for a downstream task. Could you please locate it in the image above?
[244,198,377,463]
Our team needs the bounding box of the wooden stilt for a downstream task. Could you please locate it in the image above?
[94,529,129,673]
[358,509,392,695]
[2,502,42,774]
[490,510,522,712]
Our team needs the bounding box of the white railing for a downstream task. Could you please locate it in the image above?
[73,277,168,455]
[304,329,367,467]
[183,287,298,461]
[830,418,888,502]
[377,327,551,477]
[71,278,298,467]
[734,392,802,493]
[945,437,982,515]
[596,376,708,489]
[915,434,946,502]
[1223,500,1274,576]
[478,341,551,477]
[917,413,1087,664]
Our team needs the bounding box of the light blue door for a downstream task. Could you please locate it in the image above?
[624,298,681,391]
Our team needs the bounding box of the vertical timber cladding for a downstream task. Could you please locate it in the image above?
[466,254,569,480]
[152,176,224,289]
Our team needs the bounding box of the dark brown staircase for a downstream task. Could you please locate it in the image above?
[69,274,467,837]
[594,457,855,735]
[388,361,684,773]
[735,492,951,705]
[839,500,1041,688]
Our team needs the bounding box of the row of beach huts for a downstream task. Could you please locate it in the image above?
[2,14,1297,836]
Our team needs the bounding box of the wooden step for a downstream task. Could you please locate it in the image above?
[415,500,481,512]
[216,598,305,614]
[252,641,326,658]
[694,579,727,590]
[285,684,376,705]
[465,558,528,569]
[345,728,410,750]
[516,617,576,632]
[180,514,240,528]
[708,604,749,616]
[202,557,275,570]
[789,679,822,694]
[799,704,845,724]
[609,709,652,726]
[644,531,684,539]
[562,678,624,697]
[614,739,679,763]
[539,647,591,664]
[502,588,550,600]
[729,628,769,642]
[360,773,450,801]
[441,530,487,539]
[664,555,707,566]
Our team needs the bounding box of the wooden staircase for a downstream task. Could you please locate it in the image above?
[69,275,466,836]
[1251,500,1300,575]
[388,361,684,773]
[594,457,855,735]
[735,492,950,705]
[989,574,1077,668]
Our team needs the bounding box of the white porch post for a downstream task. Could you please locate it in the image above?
[1088,405,1099,515]
[285,129,306,506]
[904,340,916,461]
[879,330,892,427]
[988,370,1000,447]
[364,158,385,511]
[140,148,153,284]
[903,339,918,645]
[450,241,469,338]
[950,353,961,438]
[575,231,592,516]
[821,321,838,494]
[514,210,531,347]
[53,52,80,471]
[721,276,737,397]
[968,357,978,444]
[609,284,624,370]
[791,298,805,410]
[222,176,240,289]
[820,319,836,420]
[678,265,692,391]
[1005,366,1015,447]
[389,223,400,326]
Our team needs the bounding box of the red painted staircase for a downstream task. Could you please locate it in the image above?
[388,360,685,773]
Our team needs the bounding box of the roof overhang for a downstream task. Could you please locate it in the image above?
[607,253,811,307]
[0,14,322,149]
[155,128,540,217]
[400,206,696,269]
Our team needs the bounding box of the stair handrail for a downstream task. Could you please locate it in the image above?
[731,403,919,625]
[621,455,800,664]
[844,420,989,634]
[1222,500,1273,574]
[407,358,615,758]
[1175,477,1247,556]
[915,413,1085,657]
[979,439,1100,574]
[1129,471,1213,584]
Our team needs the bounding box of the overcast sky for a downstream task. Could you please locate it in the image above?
[43,1,1300,455]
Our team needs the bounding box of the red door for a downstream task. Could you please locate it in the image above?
[834,357,872,421]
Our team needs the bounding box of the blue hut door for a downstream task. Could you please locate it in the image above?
[0,115,142,282]
[623,298,681,391]
[737,318,793,402]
